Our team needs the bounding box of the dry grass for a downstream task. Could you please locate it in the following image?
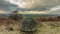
[0,21,60,34]
[36,21,60,34]
[0,17,60,34]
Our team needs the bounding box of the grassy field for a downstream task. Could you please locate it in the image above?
[0,17,60,34]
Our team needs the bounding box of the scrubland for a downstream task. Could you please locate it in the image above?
[0,16,60,34]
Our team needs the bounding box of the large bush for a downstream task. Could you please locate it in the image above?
[21,17,37,31]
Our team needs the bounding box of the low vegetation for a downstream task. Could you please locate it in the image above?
[0,16,60,34]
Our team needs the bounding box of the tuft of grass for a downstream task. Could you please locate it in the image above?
[49,23,60,29]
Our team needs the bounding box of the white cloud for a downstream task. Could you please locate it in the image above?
[5,0,60,9]
[49,5,60,11]
[0,0,60,14]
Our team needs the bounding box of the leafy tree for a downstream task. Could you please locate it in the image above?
[9,11,22,21]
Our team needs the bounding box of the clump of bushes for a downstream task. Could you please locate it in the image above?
[21,17,37,31]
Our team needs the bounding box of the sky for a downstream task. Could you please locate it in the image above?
[0,0,60,14]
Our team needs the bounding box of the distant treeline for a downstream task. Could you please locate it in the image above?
[36,16,60,21]
[0,16,60,21]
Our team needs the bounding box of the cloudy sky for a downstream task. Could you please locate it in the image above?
[0,0,60,14]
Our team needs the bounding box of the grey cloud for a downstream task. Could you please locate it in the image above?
[15,0,60,11]
[0,0,60,13]
[0,0,18,12]
[13,0,60,9]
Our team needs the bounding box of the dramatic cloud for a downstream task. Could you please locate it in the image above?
[5,0,60,9]
[0,0,18,13]
[0,0,60,14]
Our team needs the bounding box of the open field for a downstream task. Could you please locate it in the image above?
[0,17,60,34]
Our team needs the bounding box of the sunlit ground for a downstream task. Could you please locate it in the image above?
[0,17,60,34]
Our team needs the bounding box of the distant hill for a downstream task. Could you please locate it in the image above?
[0,14,60,18]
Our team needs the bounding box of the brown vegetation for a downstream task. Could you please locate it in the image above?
[0,16,60,34]
[36,16,60,22]
[0,16,60,25]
